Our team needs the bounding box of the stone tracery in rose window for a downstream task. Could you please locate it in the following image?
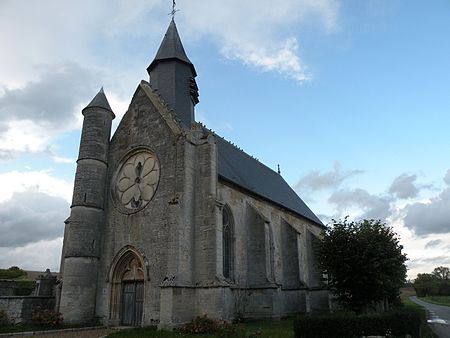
[116,151,160,211]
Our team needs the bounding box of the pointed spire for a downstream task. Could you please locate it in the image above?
[147,20,196,76]
[147,19,199,128]
[83,87,114,114]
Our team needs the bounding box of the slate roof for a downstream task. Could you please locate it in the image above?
[84,87,114,115]
[215,135,324,226]
[147,19,197,76]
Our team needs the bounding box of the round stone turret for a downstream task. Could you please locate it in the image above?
[72,88,115,209]
[59,88,115,323]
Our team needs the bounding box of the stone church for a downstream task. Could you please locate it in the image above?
[57,19,327,329]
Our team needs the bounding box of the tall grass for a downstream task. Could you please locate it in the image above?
[419,296,450,307]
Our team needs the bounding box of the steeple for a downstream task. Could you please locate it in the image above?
[147,19,199,128]
[148,20,196,75]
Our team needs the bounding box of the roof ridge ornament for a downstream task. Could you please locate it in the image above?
[169,0,179,20]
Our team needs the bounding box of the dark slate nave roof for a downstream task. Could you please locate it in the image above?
[215,136,324,226]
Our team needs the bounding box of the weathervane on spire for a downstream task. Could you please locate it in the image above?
[169,0,179,20]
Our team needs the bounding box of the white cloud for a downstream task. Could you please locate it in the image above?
[0,238,63,272]
[389,173,419,199]
[181,0,339,81]
[403,187,450,236]
[0,0,340,89]
[51,156,76,164]
[0,0,340,164]
[0,63,101,158]
[296,161,364,192]
[0,170,73,203]
[0,170,71,270]
[222,38,309,82]
[328,188,392,222]
[444,169,450,185]
[0,120,53,155]
[425,239,442,249]
[0,190,68,247]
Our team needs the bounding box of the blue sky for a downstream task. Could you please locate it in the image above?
[0,0,449,278]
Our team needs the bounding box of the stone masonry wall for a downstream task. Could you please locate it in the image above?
[96,83,189,326]
[0,281,16,296]
[217,180,326,318]
[0,296,55,324]
[89,81,327,326]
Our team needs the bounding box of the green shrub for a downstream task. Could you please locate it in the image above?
[180,315,219,334]
[293,308,421,338]
[0,266,27,280]
[180,315,248,337]
[32,307,63,327]
[0,310,10,326]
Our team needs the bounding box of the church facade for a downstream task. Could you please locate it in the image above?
[57,20,328,328]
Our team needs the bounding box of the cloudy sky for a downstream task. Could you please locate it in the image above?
[0,0,449,279]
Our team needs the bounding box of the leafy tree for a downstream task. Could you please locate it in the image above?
[414,266,450,296]
[432,266,450,280]
[317,218,407,313]
[413,273,440,297]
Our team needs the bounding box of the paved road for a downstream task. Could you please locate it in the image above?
[410,296,450,338]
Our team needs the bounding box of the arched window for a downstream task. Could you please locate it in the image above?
[222,206,234,280]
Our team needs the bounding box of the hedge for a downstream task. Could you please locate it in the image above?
[293,308,421,338]
[14,280,36,296]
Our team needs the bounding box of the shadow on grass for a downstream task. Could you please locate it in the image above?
[106,318,294,338]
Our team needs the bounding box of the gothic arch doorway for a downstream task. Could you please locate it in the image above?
[110,248,145,326]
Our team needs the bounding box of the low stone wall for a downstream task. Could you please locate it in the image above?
[0,296,55,324]
[0,280,16,296]
[308,289,329,311]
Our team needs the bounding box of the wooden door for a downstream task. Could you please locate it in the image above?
[135,282,143,326]
[121,282,144,326]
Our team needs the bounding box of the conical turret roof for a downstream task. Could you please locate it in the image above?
[83,87,113,113]
[148,19,196,76]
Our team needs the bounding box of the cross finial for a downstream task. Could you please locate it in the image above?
[169,0,179,20]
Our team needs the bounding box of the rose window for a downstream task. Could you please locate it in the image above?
[115,150,160,211]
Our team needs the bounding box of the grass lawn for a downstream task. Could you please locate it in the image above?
[0,324,101,334]
[106,318,294,338]
[0,324,58,334]
[0,320,103,334]
[419,296,450,307]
